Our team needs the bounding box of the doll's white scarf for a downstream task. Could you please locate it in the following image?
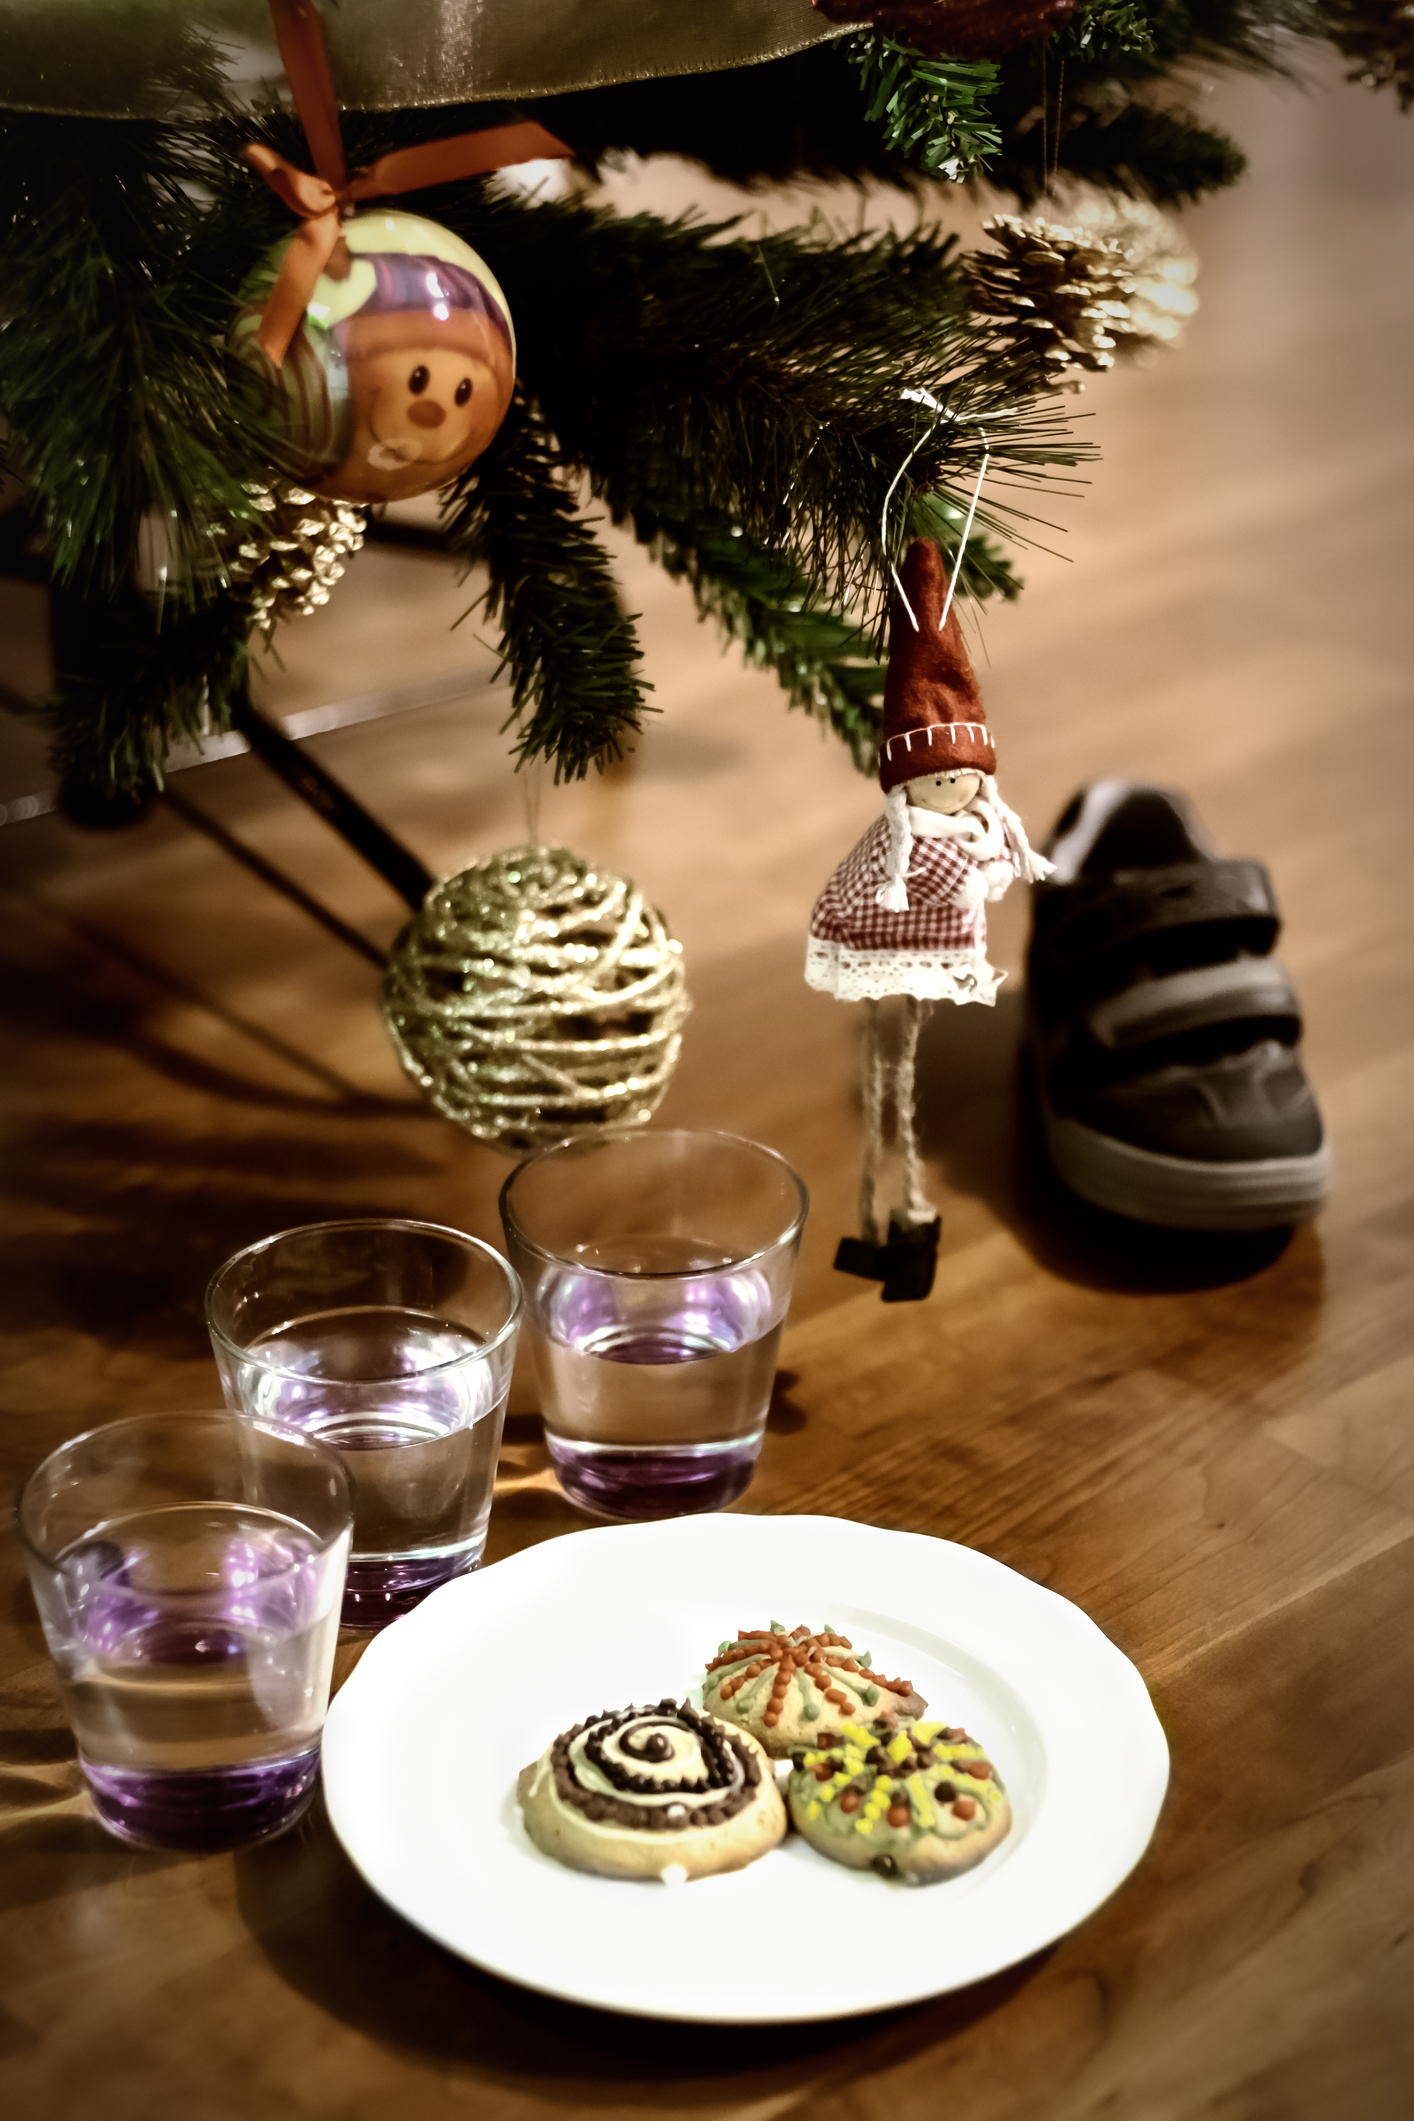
[875,779,1054,913]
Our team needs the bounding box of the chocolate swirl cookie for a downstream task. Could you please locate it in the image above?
[702,1622,927,1756]
[517,1699,786,1882]
[786,1718,1012,1882]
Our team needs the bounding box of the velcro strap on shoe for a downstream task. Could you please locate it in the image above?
[1085,959,1301,1050]
[1038,860,1280,977]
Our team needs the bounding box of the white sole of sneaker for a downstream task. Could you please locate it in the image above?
[1039,1092,1332,1231]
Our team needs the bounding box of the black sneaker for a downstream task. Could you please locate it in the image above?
[1026,782,1331,1230]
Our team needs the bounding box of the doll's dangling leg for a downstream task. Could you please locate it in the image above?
[834,1001,893,1282]
[857,999,887,1247]
[880,995,942,1303]
[894,995,940,1231]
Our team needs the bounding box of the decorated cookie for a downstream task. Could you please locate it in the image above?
[702,1622,927,1756]
[786,1718,1012,1882]
[517,1699,786,1883]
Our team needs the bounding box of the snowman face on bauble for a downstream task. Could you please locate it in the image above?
[355,344,477,475]
[905,770,982,815]
[331,308,512,503]
[234,210,516,506]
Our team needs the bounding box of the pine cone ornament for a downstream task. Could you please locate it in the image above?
[964,199,1198,383]
[1063,192,1200,351]
[216,483,367,635]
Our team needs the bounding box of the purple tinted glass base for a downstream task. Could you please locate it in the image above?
[545,1435,761,1521]
[339,1548,481,1628]
[82,1747,320,1851]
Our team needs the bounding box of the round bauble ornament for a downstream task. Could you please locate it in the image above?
[232,209,515,505]
[381,846,691,1152]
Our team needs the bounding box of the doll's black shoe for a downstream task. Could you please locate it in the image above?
[833,1235,886,1280]
[833,1215,941,1300]
[1026,782,1331,1231]
[880,1215,941,1302]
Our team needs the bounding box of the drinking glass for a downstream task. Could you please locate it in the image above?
[206,1219,521,1627]
[500,1129,807,1520]
[17,1410,351,1851]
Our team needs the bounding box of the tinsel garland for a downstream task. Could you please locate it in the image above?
[214,482,367,635]
[381,845,690,1151]
[962,194,1198,382]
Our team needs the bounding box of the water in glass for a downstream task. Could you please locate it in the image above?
[55,1499,340,1848]
[241,1304,507,1621]
[535,1237,782,1518]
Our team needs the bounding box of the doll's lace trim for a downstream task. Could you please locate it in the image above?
[804,937,1005,1005]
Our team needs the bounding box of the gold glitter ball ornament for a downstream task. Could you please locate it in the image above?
[380,845,691,1151]
[216,480,367,635]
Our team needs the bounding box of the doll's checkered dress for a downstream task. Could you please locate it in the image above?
[805,814,1003,1004]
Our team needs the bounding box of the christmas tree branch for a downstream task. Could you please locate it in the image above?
[0,114,265,596]
[989,0,1320,203]
[3,103,1079,799]
[1318,0,1414,106]
[444,392,650,780]
[41,581,253,799]
[992,96,1247,204]
[453,190,1086,636]
[630,491,1022,772]
[633,501,888,768]
[847,36,1002,181]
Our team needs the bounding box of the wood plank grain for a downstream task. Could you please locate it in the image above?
[1,52,1412,2121]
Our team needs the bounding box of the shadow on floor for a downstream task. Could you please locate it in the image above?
[0,1105,459,1360]
[0,925,482,1361]
[911,988,1316,1296]
[0,908,416,1117]
[237,1790,1048,2104]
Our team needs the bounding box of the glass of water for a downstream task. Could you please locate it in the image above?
[500,1130,807,1520]
[17,1410,351,1850]
[206,1220,521,1627]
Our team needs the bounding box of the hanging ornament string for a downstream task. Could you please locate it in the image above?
[884,390,944,631]
[937,438,990,634]
[246,0,572,369]
[1051,56,1066,192]
[888,389,992,633]
[521,759,545,849]
[1040,41,1048,192]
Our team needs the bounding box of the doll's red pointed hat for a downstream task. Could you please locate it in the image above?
[879,540,996,793]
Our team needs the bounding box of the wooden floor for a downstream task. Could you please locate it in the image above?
[2,53,1412,2121]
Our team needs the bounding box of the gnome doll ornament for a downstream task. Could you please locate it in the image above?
[806,539,1053,1300]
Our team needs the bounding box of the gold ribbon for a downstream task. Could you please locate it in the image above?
[246,0,572,367]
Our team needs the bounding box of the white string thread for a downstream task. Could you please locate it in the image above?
[938,436,990,634]
[880,418,939,631]
[521,760,544,847]
[885,394,998,631]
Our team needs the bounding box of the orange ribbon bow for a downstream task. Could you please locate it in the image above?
[245,0,573,368]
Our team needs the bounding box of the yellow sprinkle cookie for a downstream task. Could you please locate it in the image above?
[785,1716,1012,1883]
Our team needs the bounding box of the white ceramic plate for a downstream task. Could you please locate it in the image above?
[321,1514,1168,2023]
